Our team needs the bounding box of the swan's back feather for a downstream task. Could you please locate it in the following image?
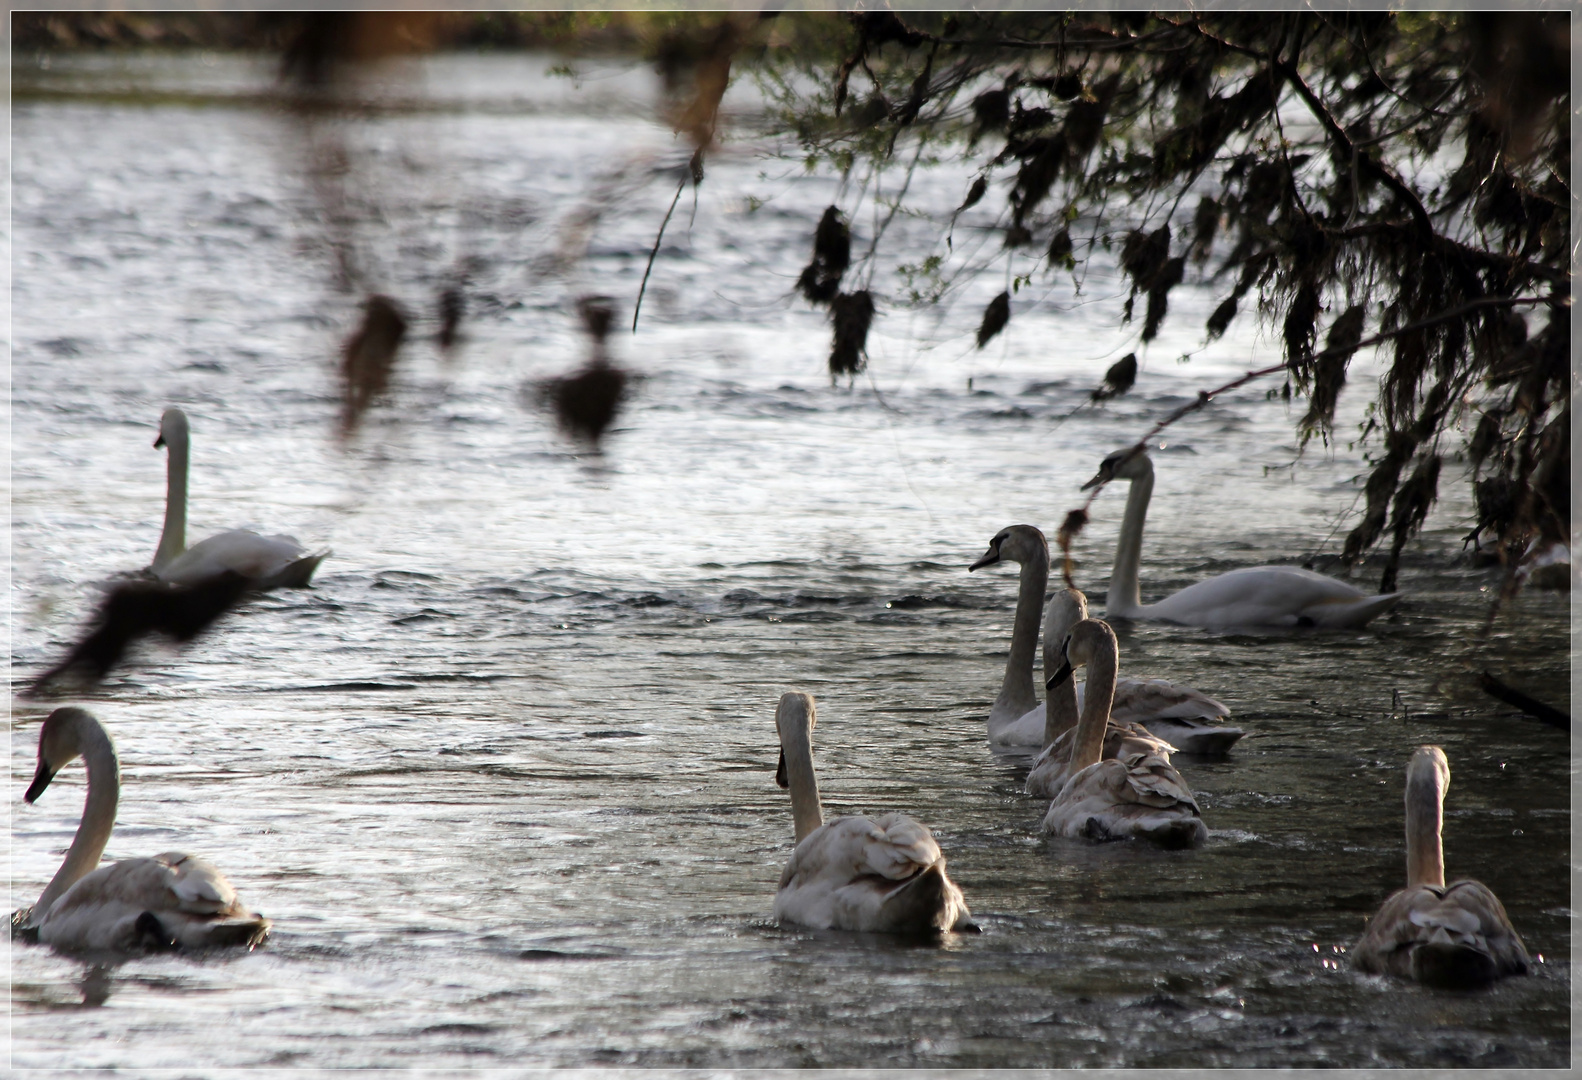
[1026,721,1173,797]
[1353,879,1529,987]
[1041,750,1206,848]
[1003,677,1235,750]
[992,705,1049,747]
[775,814,970,933]
[1102,679,1229,723]
[156,529,322,588]
[37,853,268,952]
[1142,566,1399,629]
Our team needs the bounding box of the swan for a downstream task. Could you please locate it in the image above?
[772,692,972,934]
[970,527,1243,752]
[151,407,328,589]
[1082,448,1401,628]
[1040,619,1208,848]
[12,707,270,952]
[1352,746,1529,987]
[1026,589,1181,798]
[968,524,1048,744]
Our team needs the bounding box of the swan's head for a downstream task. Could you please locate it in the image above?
[1045,617,1117,690]
[1081,446,1152,490]
[774,692,816,788]
[969,524,1047,571]
[1042,588,1089,650]
[26,707,102,804]
[154,407,190,450]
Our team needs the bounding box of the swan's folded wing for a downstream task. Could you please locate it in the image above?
[864,813,944,879]
[1110,678,1229,722]
[1043,755,1204,842]
[1115,751,1200,810]
[50,854,248,921]
[998,704,1049,747]
[781,815,940,888]
[158,529,308,585]
[1148,565,1396,628]
[159,853,245,915]
[1439,881,1531,975]
[1026,721,1174,797]
[1355,881,1530,980]
[776,815,959,932]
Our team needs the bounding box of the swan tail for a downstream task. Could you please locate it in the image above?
[134,912,179,951]
[877,862,968,934]
[1146,723,1245,756]
[1140,814,1208,850]
[11,907,40,943]
[1080,810,1207,849]
[259,550,330,590]
[1409,940,1499,988]
[163,912,272,951]
[1304,591,1401,629]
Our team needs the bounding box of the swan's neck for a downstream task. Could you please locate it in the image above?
[781,725,825,845]
[33,724,119,922]
[1042,646,1079,747]
[1068,641,1118,774]
[996,551,1048,720]
[1404,768,1445,888]
[154,432,189,569]
[1106,462,1153,618]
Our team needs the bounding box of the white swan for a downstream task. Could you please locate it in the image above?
[1040,619,1208,848]
[772,692,972,934]
[1026,589,1181,798]
[13,707,270,952]
[151,407,327,589]
[1352,746,1529,987]
[971,527,1243,752]
[1083,448,1401,628]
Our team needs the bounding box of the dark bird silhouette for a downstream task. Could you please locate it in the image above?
[1091,353,1138,401]
[436,285,464,350]
[537,296,630,447]
[796,206,851,305]
[29,572,252,695]
[340,294,408,437]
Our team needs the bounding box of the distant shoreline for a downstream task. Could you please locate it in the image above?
[10,11,805,55]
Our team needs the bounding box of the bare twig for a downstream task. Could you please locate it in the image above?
[1478,670,1569,729]
[1054,292,1558,570]
[633,162,694,333]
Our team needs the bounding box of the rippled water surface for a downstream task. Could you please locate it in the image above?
[7,53,1571,1070]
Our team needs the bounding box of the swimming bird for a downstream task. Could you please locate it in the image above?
[12,707,270,952]
[1352,746,1529,987]
[151,407,327,589]
[1026,589,1181,798]
[772,692,972,934]
[1082,448,1400,628]
[971,529,1243,751]
[968,524,1048,745]
[1040,619,1207,848]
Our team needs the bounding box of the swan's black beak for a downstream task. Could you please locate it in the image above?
[968,545,1001,571]
[153,432,165,449]
[1044,658,1074,691]
[774,749,789,789]
[1079,468,1108,491]
[24,760,55,804]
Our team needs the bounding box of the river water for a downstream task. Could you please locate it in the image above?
[7,52,1571,1070]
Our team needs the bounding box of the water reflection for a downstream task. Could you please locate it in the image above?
[77,964,114,1008]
